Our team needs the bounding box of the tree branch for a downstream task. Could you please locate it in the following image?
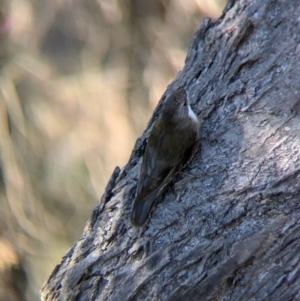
[41,0,300,300]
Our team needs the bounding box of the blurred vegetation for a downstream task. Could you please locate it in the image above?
[0,0,226,300]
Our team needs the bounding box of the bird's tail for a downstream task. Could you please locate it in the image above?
[131,193,157,226]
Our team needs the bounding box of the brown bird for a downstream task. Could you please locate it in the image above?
[131,87,201,226]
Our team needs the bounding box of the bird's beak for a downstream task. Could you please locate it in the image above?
[186,92,191,106]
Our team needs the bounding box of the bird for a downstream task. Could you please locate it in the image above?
[131,87,201,226]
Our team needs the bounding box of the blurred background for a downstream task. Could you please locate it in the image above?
[0,0,226,300]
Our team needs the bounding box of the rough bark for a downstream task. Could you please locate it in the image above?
[41,0,300,300]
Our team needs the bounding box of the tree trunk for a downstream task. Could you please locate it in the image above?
[41,0,300,300]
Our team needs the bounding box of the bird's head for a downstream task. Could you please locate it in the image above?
[162,87,197,123]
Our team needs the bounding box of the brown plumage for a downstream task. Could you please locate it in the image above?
[131,87,201,226]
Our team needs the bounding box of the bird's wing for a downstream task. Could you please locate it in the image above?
[131,123,199,226]
[180,129,199,169]
[131,143,176,226]
[136,125,199,202]
[136,143,176,202]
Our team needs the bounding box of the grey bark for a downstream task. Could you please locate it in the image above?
[41,0,300,300]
